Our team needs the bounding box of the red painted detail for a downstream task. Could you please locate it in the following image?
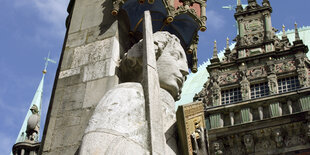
[173,0,201,17]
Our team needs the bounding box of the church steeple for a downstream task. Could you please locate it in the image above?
[12,52,56,155]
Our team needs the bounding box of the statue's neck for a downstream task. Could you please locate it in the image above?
[159,88,175,109]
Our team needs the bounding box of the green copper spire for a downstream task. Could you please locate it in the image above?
[14,52,56,143]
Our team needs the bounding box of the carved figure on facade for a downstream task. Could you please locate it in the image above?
[274,129,284,148]
[240,73,250,100]
[298,69,308,88]
[306,122,310,141]
[274,37,284,51]
[246,0,259,10]
[80,32,189,154]
[296,58,309,87]
[211,78,221,106]
[266,63,276,74]
[243,134,254,153]
[26,105,40,142]
[268,75,278,94]
[213,141,223,155]
[190,121,208,155]
[262,0,270,7]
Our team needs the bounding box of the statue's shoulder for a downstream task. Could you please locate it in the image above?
[94,82,144,111]
[86,82,147,134]
[104,82,144,99]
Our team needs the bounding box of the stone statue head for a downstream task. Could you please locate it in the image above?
[120,31,189,100]
[30,105,39,114]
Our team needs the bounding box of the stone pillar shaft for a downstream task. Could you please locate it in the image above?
[142,11,165,154]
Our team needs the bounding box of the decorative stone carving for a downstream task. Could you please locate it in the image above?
[243,134,254,153]
[275,61,296,73]
[213,141,223,155]
[190,122,207,155]
[212,78,221,106]
[306,122,310,140]
[297,58,309,87]
[26,105,40,142]
[247,67,266,79]
[266,63,276,74]
[111,0,206,72]
[219,73,238,85]
[240,74,250,100]
[268,74,278,94]
[274,129,284,148]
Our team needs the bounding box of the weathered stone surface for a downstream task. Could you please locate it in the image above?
[51,125,84,149]
[160,89,179,154]
[80,83,180,155]
[59,67,80,79]
[41,0,121,154]
[83,59,117,82]
[80,83,149,154]
[83,76,119,108]
[71,38,118,68]
[60,83,86,111]
[66,30,88,48]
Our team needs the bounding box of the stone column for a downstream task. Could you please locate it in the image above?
[264,12,272,39]
[258,106,264,120]
[230,112,235,126]
[287,100,293,114]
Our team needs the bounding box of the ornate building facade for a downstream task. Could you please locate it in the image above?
[190,0,310,154]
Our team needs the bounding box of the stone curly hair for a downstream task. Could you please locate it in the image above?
[120,31,182,82]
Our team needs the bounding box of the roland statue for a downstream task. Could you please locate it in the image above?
[79,31,189,154]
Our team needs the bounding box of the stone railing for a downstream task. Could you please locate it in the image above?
[206,87,310,129]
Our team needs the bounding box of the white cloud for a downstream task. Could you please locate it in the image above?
[206,10,226,30]
[14,0,69,37]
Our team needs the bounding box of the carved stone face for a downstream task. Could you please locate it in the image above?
[123,32,189,100]
[244,135,253,145]
[156,40,189,100]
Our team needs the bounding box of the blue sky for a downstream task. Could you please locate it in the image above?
[0,0,309,154]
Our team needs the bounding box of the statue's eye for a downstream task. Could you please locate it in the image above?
[171,52,180,60]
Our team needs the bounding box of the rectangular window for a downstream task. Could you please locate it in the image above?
[221,88,242,104]
[278,76,300,93]
[250,82,269,99]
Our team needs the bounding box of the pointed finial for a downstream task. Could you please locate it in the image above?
[295,22,300,41]
[237,0,241,6]
[226,37,230,49]
[43,51,56,74]
[213,40,218,58]
[282,25,287,39]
